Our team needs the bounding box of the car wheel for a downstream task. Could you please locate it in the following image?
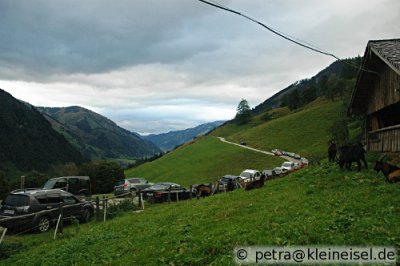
[37,216,51,233]
[80,209,92,223]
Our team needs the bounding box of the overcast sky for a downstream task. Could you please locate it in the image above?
[1,0,399,134]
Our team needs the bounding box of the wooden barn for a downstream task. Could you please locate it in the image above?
[349,39,400,152]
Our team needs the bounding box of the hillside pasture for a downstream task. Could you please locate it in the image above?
[213,99,343,161]
[125,137,285,187]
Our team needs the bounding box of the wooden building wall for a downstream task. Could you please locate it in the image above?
[366,63,400,115]
[368,125,400,152]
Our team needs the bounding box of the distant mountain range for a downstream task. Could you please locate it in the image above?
[0,89,85,173]
[143,121,226,152]
[37,106,162,160]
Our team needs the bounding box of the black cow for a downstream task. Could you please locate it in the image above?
[328,142,337,162]
[338,143,367,171]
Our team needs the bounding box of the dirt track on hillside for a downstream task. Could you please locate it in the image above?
[216,137,300,163]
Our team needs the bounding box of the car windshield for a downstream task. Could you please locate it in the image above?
[43,179,57,189]
[114,180,125,186]
[240,172,252,178]
[4,194,30,206]
[128,178,143,184]
[221,176,236,182]
[282,162,292,167]
[148,183,181,191]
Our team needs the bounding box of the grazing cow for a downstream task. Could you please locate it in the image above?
[245,174,266,191]
[195,184,212,199]
[338,143,367,171]
[374,155,400,182]
[328,142,337,162]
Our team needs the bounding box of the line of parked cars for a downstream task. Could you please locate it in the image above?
[217,154,309,191]
[0,150,309,234]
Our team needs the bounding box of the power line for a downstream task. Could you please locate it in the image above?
[197,0,379,76]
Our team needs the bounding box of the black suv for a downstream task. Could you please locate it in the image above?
[43,176,92,197]
[0,189,94,233]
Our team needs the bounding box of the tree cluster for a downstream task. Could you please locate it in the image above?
[2,160,125,196]
[79,160,124,194]
[280,57,361,111]
[234,99,252,125]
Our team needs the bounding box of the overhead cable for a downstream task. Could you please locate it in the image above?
[198,0,379,75]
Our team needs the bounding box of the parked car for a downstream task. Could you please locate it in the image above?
[281,161,295,172]
[294,154,301,160]
[43,176,91,197]
[273,167,288,176]
[218,175,242,191]
[0,189,94,233]
[142,182,195,203]
[272,149,283,156]
[239,169,262,183]
[114,177,153,196]
[300,157,309,166]
[286,152,296,158]
[262,169,277,179]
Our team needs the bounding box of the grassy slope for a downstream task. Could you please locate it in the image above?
[211,98,343,161]
[125,137,284,186]
[2,163,400,265]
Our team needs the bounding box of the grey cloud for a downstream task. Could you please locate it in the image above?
[0,0,217,80]
[1,0,400,134]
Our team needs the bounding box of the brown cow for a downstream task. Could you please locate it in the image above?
[195,184,212,198]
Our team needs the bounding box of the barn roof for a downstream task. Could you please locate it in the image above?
[368,39,400,74]
[349,39,400,115]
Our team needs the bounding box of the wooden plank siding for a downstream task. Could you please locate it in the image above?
[368,125,400,152]
[366,65,400,115]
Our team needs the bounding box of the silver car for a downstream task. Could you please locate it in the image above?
[114,178,153,196]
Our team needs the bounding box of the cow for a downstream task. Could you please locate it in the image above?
[328,142,337,162]
[374,154,400,182]
[338,143,367,171]
[195,184,212,199]
[245,174,266,191]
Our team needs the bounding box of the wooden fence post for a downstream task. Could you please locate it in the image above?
[103,197,107,223]
[54,202,64,239]
[59,202,64,234]
[176,191,179,202]
[96,197,100,221]
[20,176,25,190]
[0,228,7,244]
[189,185,193,200]
[168,187,171,203]
[140,192,144,210]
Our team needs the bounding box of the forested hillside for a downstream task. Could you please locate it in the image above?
[38,106,162,161]
[0,89,85,175]
[252,57,362,114]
